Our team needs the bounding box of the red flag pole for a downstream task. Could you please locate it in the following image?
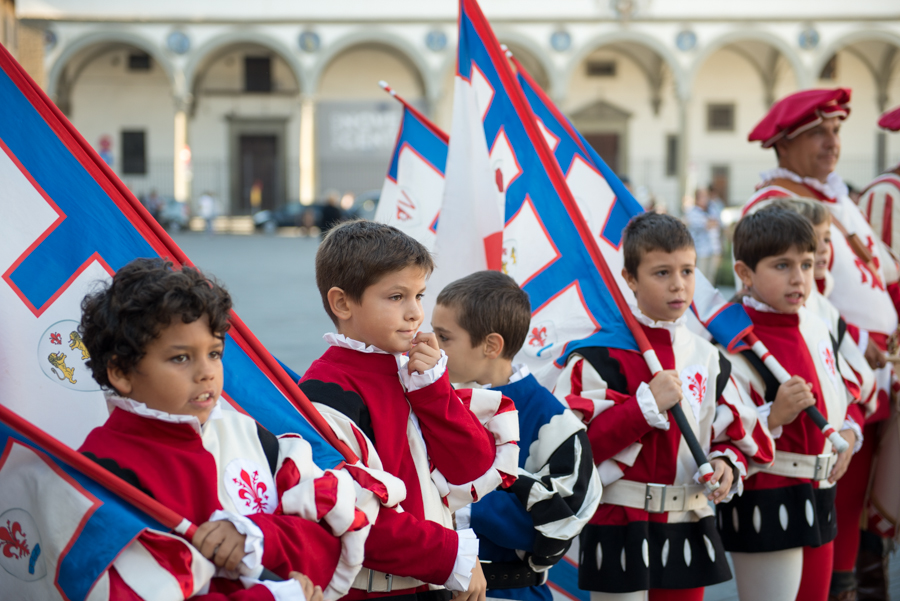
[379,81,449,143]
[0,402,198,539]
[463,1,718,490]
[0,44,356,465]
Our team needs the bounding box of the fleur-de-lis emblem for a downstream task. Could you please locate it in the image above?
[0,520,30,560]
[688,372,706,404]
[529,326,547,347]
[49,332,61,345]
[232,469,269,513]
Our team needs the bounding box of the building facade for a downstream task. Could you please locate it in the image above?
[10,0,900,215]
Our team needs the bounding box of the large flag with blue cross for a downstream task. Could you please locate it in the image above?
[0,44,350,467]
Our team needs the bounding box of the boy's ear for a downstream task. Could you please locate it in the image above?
[327,287,353,322]
[733,260,754,289]
[483,332,505,360]
[622,267,638,293]
[107,360,133,397]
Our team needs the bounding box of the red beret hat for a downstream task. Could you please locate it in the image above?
[878,106,900,132]
[749,88,851,148]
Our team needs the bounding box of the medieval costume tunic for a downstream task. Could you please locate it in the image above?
[860,106,900,258]
[79,397,374,601]
[299,334,519,601]
[717,299,860,554]
[553,310,773,593]
[453,365,602,601]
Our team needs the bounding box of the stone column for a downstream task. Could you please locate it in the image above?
[299,94,316,205]
[173,94,191,203]
[676,93,691,216]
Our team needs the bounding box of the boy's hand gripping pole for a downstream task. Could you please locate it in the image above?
[642,351,720,494]
[745,334,850,453]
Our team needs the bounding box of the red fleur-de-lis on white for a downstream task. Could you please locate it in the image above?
[0,520,30,560]
[529,326,547,347]
[823,348,836,376]
[232,469,269,513]
[688,373,706,404]
[49,332,62,345]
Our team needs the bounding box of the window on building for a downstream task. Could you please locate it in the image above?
[665,134,678,177]
[245,57,272,92]
[586,60,617,77]
[819,55,838,80]
[128,53,151,71]
[707,104,735,132]
[121,130,146,174]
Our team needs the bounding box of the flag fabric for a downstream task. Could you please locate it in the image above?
[0,45,349,468]
[376,83,448,251]
[511,59,753,371]
[0,403,202,600]
[429,0,641,374]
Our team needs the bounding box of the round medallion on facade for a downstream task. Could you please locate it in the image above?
[798,27,820,50]
[550,30,572,52]
[675,30,697,52]
[299,31,321,53]
[166,30,191,55]
[36,320,100,392]
[44,29,58,53]
[425,30,447,52]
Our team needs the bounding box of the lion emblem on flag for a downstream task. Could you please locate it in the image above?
[36,320,100,392]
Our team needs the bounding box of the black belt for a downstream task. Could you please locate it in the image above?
[482,560,544,590]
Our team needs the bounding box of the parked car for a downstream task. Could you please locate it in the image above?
[253,202,321,233]
[157,196,190,231]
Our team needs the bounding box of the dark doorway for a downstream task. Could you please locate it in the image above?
[584,133,620,175]
[239,135,277,213]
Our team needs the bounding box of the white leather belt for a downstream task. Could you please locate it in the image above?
[764,451,836,481]
[601,479,708,513]
[352,568,424,593]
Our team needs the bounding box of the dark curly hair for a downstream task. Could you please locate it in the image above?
[79,258,233,391]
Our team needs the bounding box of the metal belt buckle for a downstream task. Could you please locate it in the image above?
[644,483,667,513]
[814,453,833,481]
[367,570,393,593]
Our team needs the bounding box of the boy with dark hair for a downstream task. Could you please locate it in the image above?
[717,206,860,601]
[299,220,519,601]
[554,212,773,600]
[431,271,602,601]
[78,258,372,601]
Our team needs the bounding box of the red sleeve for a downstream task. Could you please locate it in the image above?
[585,392,656,464]
[709,441,748,474]
[107,566,278,601]
[248,513,342,586]
[361,504,458,585]
[405,371,495,485]
[846,402,865,427]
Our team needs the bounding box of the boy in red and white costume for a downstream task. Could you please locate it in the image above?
[298,220,519,601]
[78,258,374,601]
[717,207,860,601]
[743,89,899,600]
[554,213,772,600]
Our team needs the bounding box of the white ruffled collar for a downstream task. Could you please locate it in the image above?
[631,306,687,333]
[759,167,848,200]
[742,295,780,314]
[323,332,390,354]
[481,363,530,390]
[105,393,223,435]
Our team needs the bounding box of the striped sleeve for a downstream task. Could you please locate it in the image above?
[503,410,602,570]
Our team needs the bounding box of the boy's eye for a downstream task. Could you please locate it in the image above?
[210,350,223,360]
[389,294,402,301]
[438,334,448,342]
[655,269,668,277]
[416,293,425,300]
[683,268,694,276]
[171,354,188,363]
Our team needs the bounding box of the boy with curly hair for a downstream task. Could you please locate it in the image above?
[78,258,372,601]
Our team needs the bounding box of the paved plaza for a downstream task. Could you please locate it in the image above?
[171,231,900,601]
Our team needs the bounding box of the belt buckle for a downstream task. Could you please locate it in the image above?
[367,570,393,593]
[814,453,833,481]
[644,483,667,513]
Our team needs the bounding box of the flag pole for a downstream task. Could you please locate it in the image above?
[379,81,449,143]
[491,36,718,491]
[744,333,850,452]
